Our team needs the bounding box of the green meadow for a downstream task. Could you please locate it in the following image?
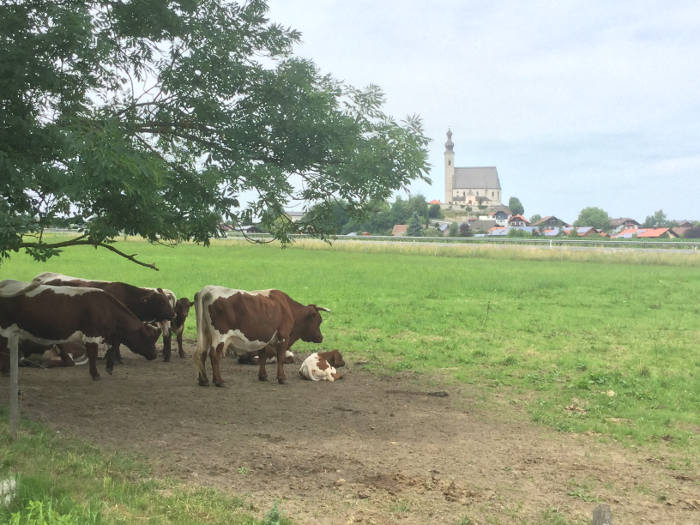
[1,237,699,523]
[2,237,699,450]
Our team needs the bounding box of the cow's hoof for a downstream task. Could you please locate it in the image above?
[106,368,113,375]
[278,378,287,385]
[198,378,209,387]
[214,381,225,388]
[92,375,101,381]
[163,358,170,363]
[258,376,268,382]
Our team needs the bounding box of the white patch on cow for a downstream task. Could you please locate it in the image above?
[0,280,38,297]
[32,272,85,285]
[299,353,338,382]
[218,328,278,356]
[24,284,100,298]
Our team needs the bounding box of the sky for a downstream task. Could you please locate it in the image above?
[266,0,700,223]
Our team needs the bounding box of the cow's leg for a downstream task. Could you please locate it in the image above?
[176,329,185,358]
[162,331,172,361]
[197,347,210,386]
[86,342,100,380]
[113,343,123,365]
[211,342,225,387]
[56,346,74,367]
[276,343,288,385]
[105,344,116,375]
[258,347,269,381]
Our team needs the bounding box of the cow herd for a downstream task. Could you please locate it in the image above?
[0,274,344,386]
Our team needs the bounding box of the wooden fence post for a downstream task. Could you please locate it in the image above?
[592,503,612,525]
[9,334,19,440]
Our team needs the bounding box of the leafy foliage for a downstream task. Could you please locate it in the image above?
[574,207,611,231]
[0,0,429,268]
[406,212,423,236]
[643,209,675,228]
[508,196,524,216]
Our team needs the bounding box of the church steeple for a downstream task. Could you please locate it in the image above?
[444,129,455,204]
[445,128,454,153]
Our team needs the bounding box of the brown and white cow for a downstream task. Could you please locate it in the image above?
[299,350,345,382]
[32,273,174,365]
[193,286,329,386]
[0,280,159,380]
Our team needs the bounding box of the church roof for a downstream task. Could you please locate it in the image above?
[453,167,501,190]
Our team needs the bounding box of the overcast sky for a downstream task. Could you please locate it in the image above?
[266,0,700,222]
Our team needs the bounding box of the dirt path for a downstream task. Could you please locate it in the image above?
[4,342,698,524]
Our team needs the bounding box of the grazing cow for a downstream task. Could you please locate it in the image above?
[142,289,192,360]
[194,286,329,386]
[299,350,346,382]
[0,280,159,380]
[32,273,174,365]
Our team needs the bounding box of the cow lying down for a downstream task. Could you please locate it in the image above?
[0,339,87,373]
[299,350,345,382]
[24,342,87,368]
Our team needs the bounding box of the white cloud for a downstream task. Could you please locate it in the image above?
[266,0,700,221]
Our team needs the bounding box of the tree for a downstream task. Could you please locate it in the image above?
[508,197,524,216]
[0,0,429,269]
[643,209,674,228]
[406,212,423,237]
[530,214,542,224]
[428,203,443,219]
[574,207,611,231]
[448,222,458,237]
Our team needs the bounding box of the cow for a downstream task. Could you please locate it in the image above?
[299,350,345,382]
[32,273,174,366]
[164,297,194,361]
[193,286,329,386]
[0,339,88,371]
[0,280,159,380]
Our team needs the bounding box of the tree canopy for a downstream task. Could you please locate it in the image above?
[642,209,674,228]
[508,196,524,216]
[574,207,611,231]
[0,0,430,269]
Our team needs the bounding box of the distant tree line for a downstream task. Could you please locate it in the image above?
[304,195,442,236]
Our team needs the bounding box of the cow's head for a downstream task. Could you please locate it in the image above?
[126,323,160,360]
[320,349,345,368]
[141,288,175,321]
[174,297,194,328]
[298,305,329,343]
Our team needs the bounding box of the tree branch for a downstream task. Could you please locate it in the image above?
[19,238,159,271]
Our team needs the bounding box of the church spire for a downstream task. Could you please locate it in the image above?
[445,128,454,153]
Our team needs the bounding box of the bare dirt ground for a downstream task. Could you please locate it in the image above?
[4,341,699,524]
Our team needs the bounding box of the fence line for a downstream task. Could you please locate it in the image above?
[226,232,700,251]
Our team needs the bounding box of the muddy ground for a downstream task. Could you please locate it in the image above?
[3,341,698,524]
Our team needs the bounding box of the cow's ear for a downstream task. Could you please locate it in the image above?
[313,305,331,313]
[157,287,164,294]
[188,299,195,307]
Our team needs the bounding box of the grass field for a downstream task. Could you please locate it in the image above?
[1,237,699,522]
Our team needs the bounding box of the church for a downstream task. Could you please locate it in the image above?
[443,129,502,207]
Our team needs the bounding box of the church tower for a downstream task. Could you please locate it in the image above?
[444,129,455,204]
